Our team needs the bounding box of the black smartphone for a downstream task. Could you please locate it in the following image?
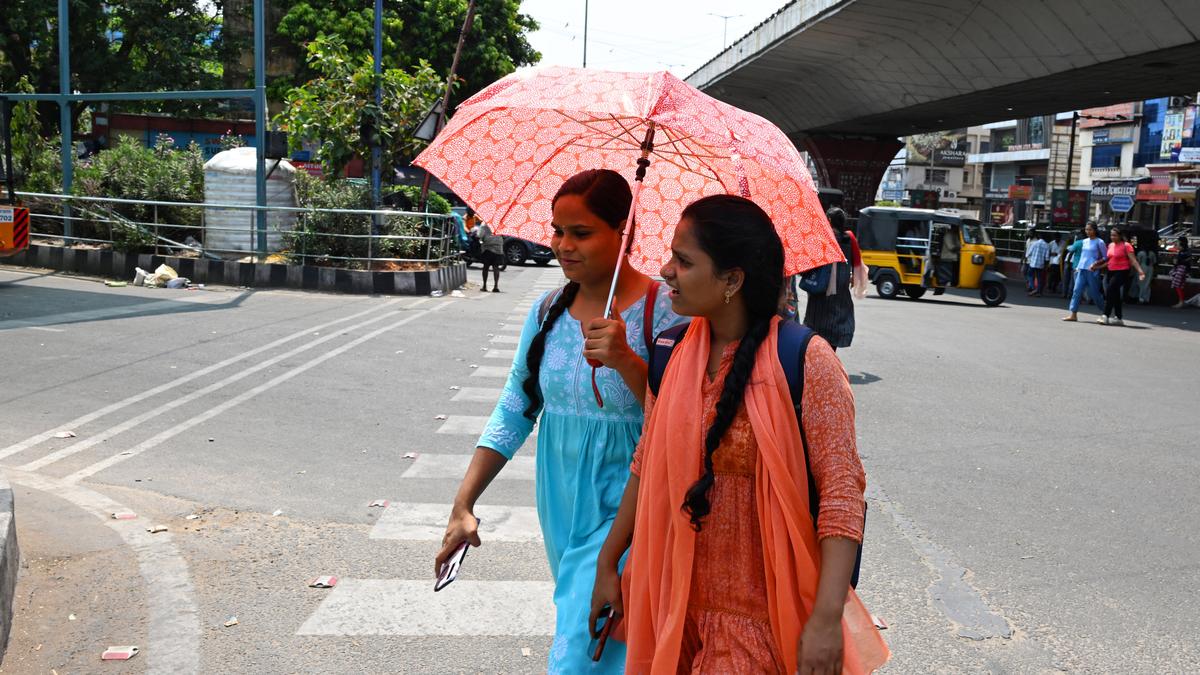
[588,606,617,662]
[434,518,480,592]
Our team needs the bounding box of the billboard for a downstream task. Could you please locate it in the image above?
[1161,111,1185,159]
[906,129,968,167]
[1051,189,1089,226]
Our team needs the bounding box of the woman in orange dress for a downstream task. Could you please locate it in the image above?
[591,195,888,674]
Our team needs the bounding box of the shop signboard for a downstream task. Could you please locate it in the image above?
[1178,147,1200,163]
[905,129,968,167]
[1135,183,1174,202]
[1051,189,1089,225]
[1008,184,1033,200]
[1170,171,1200,192]
[1109,194,1135,212]
[1161,111,1186,159]
[1090,179,1141,200]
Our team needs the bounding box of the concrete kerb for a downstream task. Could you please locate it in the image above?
[0,475,18,665]
[4,244,466,296]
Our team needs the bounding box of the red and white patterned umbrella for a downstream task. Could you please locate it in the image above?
[415,66,841,278]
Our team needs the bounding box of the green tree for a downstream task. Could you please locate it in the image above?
[273,35,443,180]
[272,0,539,107]
[0,0,224,130]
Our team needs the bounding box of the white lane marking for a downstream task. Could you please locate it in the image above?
[9,469,200,673]
[505,314,527,322]
[484,349,517,360]
[19,300,419,472]
[470,366,511,379]
[27,326,65,333]
[0,293,230,331]
[0,299,405,460]
[401,454,536,481]
[369,503,541,542]
[435,415,489,436]
[496,323,522,334]
[62,302,449,484]
[295,580,555,636]
[450,387,504,403]
[488,335,519,345]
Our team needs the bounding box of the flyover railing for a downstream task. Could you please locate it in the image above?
[15,191,459,269]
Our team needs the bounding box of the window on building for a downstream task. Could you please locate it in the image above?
[1091,144,1122,169]
[963,170,972,185]
[926,168,949,185]
[980,140,991,153]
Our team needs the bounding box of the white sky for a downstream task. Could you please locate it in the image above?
[519,0,791,78]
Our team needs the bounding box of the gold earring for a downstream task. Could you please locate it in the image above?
[724,290,733,304]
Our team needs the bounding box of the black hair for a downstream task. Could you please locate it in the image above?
[826,206,847,232]
[678,194,785,531]
[519,169,632,420]
[1180,235,1190,251]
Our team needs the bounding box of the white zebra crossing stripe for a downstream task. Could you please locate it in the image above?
[435,415,535,438]
[470,366,511,379]
[369,503,541,542]
[484,348,517,360]
[295,580,555,636]
[401,454,536,481]
[489,334,520,344]
[450,387,504,403]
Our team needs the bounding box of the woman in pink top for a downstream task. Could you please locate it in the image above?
[1094,227,1146,326]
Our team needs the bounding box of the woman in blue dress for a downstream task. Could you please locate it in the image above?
[436,169,682,672]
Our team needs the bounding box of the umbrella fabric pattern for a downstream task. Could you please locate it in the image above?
[415,66,843,275]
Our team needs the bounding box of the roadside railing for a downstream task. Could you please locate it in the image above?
[16,191,460,270]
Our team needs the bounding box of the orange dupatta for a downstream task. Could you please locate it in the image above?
[623,316,889,674]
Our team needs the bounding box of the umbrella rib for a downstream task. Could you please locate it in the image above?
[657,127,701,174]
[555,111,645,149]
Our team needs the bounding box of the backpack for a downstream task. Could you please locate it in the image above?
[647,319,864,588]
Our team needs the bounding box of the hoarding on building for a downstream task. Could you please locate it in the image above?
[905,130,968,167]
[1161,111,1186,159]
[908,189,940,209]
[1008,184,1033,200]
[1090,179,1142,200]
[1051,189,1089,225]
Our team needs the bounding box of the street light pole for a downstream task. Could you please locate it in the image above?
[583,0,589,68]
[708,13,743,50]
[372,0,383,252]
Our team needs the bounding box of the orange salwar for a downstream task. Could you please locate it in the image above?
[624,317,889,675]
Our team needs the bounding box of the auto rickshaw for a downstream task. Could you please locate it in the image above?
[856,207,1007,307]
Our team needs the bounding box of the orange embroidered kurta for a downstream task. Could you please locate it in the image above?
[625,318,887,675]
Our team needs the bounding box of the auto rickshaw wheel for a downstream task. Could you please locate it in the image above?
[903,285,927,300]
[981,281,1007,307]
[876,276,900,299]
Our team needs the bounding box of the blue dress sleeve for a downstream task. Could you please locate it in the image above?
[476,291,547,459]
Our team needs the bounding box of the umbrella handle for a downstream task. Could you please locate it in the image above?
[602,123,656,319]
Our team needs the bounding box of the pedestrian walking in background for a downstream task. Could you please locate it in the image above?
[1023,228,1039,292]
[1063,222,1109,322]
[1134,227,1160,304]
[437,169,682,673]
[801,206,866,351]
[1171,235,1192,309]
[1062,233,1081,299]
[1048,234,1063,294]
[1093,227,1146,326]
[1026,234,1050,296]
[476,218,505,292]
[591,195,887,674]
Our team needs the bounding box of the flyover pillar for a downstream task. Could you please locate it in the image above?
[798,134,903,215]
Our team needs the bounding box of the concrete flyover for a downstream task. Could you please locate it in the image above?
[688,0,1200,211]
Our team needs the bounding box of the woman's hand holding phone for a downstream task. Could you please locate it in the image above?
[435,507,481,577]
[589,564,623,638]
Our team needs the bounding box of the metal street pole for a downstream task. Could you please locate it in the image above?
[58,0,73,240]
[583,0,589,67]
[372,0,383,258]
[1064,111,1078,191]
[419,0,476,210]
[708,13,743,50]
[253,0,267,256]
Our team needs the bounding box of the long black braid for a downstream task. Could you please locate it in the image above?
[521,280,580,420]
[519,169,632,421]
[678,194,785,531]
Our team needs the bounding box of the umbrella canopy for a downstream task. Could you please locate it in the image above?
[415,66,842,275]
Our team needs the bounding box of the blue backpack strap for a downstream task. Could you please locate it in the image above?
[647,321,690,398]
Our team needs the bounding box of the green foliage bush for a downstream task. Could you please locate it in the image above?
[289,172,452,268]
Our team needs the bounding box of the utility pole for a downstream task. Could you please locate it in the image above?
[419,0,477,210]
[708,13,743,50]
[58,0,72,241]
[583,0,589,68]
[372,0,383,250]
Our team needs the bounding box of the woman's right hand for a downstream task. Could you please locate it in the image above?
[589,562,624,638]
[435,506,481,577]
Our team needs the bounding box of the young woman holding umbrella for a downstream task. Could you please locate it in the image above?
[591,195,887,674]
[436,169,682,673]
